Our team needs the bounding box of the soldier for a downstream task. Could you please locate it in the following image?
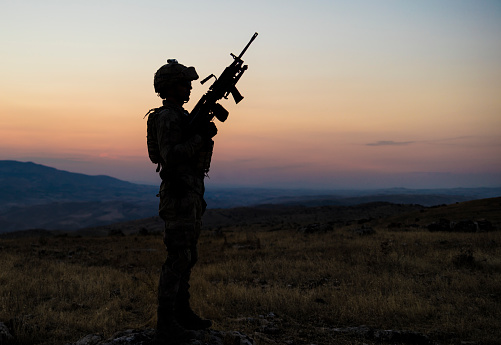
[146,59,217,344]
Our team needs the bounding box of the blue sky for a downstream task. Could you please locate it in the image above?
[1,0,500,189]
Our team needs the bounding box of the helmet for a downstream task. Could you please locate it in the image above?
[154,59,199,94]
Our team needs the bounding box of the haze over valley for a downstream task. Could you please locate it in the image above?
[1,160,499,233]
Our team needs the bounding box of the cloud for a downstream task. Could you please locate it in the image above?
[366,140,414,146]
[366,136,499,148]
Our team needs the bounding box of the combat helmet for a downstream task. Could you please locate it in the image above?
[154,59,199,95]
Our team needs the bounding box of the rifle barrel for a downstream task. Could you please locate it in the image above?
[237,32,258,59]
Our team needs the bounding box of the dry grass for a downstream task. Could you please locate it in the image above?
[0,221,500,344]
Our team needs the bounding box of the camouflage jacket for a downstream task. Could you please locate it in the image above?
[152,100,206,195]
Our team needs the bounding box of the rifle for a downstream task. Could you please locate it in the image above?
[189,32,258,131]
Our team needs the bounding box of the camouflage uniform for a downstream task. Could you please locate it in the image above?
[151,100,212,337]
[147,59,215,344]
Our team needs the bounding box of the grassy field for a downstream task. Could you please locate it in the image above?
[0,198,500,345]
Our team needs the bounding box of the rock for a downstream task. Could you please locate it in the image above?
[252,332,277,344]
[224,331,254,345]
[428,219,495,233]
[73,333,103,345]
[68,328,254,345]
[108,229,125,237]
[427,218,451,232]
[330,325,372,338]
[452,220,478,233]
[351,225,375,236]
[0,322,14,344]
[329,325,432,344]
[297,223,332,234]
[477,219,495,231]
[373,328,432,344]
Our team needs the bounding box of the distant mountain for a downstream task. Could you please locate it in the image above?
[204,186,501,208]
[0,160,159,232]
[17,197,500,238]
[0,160,158,210]
[1,160,500,233]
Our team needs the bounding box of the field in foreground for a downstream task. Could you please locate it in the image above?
[0,198,500,345]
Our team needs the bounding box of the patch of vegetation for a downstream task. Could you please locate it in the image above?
[1,199,500,344]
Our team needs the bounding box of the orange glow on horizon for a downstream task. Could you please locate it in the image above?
[1,1,500,187]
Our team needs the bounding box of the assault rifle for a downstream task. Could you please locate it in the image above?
[189,32,258,131]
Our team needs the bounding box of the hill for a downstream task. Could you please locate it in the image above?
[202,185,501,215]
[1,160,499,233]
[28,197,498,238]
[0,160,157,209]
[0,161,159,232]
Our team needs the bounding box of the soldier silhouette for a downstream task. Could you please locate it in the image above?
[145,59,217,344]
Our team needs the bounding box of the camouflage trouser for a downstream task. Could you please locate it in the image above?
[157,180,204,317]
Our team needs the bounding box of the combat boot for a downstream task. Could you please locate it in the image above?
[175,279,212,330]
[155,308,197,344]
[175,305,212,330]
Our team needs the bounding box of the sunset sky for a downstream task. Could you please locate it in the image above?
[1,0,500,189]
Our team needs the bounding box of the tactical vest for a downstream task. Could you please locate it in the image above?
[146,106,213,176]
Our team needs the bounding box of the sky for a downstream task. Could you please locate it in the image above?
[1,0,500,189]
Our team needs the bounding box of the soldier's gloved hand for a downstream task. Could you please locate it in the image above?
[193,120,217,139]
[205,122,218,138]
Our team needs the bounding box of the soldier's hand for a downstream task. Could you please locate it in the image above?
[193,120,217,139]
[206,122,218,138]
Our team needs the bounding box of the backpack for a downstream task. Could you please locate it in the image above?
[145,107,164,171]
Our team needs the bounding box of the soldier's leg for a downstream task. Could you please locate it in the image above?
[156,188,211,341]
[174,223,212,330]
[156,223,198,343]
[170,194,212,329]
[157,183,196,313]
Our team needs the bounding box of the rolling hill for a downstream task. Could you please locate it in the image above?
[1,160,499,233]
[0,160,159,232]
